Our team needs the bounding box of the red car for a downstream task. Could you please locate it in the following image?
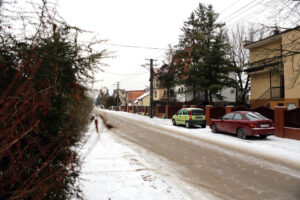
[210,111,274,139]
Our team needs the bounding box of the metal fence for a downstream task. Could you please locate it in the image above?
[284,108,300,128]
[168,105,182,118]
[232,106,274,120]
[210,106,226,119]
[253,107,274,120]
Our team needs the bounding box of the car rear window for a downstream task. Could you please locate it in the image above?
[191,109,204,115]
[245,112,268,120]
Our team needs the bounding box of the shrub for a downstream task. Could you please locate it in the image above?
[0,1,107,199]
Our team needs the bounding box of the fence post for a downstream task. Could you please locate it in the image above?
[274,106,286,138]
[226,105,234,114]
[165,105,169,119]
[205,105,213,126]
[155,105,159,117]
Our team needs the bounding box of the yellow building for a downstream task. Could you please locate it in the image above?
[135,92,150,106]
[244,27,300,109]
[153,68,167,102]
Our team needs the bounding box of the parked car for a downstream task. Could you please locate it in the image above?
[172,108,206,128]
[210,111,274,139]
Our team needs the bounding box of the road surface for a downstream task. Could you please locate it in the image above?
[103,111,300,200]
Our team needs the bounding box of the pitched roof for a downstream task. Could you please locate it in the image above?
[136,92,150,100]
[126,90,145,103]
[244,26,300,49]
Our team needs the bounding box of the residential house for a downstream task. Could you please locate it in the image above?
[213,72,237,104]
[134,92,150,106]
[126,90,145,105]
[113,89,126,106]
[243,26,300,109]
[153,68,176,103]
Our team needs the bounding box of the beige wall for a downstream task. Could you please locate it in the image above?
[248,38,282,100]
[142,95,150,106]
[153,89,164,101]
[153,74,165,101]
[136,94,150,106]
[153,77,160,89]
[250,71,270,99]
[250,39,281,65]
[282,30,300,99]
[248,29,300,107]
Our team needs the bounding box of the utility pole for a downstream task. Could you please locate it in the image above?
[150,59,154,118]
[116,81,120,106]
[145,59,157,118]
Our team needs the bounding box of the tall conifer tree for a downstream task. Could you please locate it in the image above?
[179,3,235,103]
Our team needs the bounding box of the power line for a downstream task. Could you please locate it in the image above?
[222,0,260,21]
[101,71,147,76]
[225,0,266,23]
[226,3,267,26]
[104,43,168,51]
[219,0,242,14]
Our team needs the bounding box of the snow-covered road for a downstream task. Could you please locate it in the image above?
[78,108,300,200]
[100,109,300,169]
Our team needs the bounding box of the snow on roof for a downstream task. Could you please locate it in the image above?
[135,92,150,101]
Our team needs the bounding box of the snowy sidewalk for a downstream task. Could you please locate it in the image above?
[78,121,191,200]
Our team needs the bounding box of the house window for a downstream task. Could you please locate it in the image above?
[163,90,167,97]
[154,91,157,98]
[178,87,184,93]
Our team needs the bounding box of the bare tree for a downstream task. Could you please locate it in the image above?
[157,45,177,104]
[228,24,270,105]
[267,0,300,27]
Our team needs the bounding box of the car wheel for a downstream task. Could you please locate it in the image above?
[185,121,190,128]
[172,119,177,126]
[237,128,246,139]
[211,123,218,133]
[259,135,268,139]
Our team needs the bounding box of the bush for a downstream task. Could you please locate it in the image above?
[0,1,106,199]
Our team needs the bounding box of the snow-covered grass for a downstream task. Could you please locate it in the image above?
[78,121,192,200]
[99,109,300,169]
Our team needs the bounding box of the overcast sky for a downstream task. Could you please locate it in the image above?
[56,0,281,94]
